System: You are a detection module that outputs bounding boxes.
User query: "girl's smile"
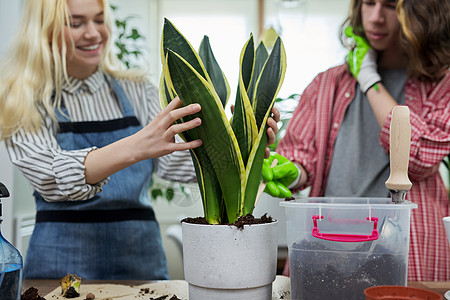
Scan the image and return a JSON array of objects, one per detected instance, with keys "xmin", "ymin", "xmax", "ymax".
[{"xmin": 65, "ymin": 0, "xmax": 108, "ymax": 79}]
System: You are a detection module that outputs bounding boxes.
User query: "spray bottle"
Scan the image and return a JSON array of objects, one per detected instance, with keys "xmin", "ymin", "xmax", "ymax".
[{"xmin": 0, "ymin": 182, "xmax": 23, "ymax": 299}]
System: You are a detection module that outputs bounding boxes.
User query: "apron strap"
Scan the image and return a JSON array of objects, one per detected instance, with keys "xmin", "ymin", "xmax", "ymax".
[
  {"xmin": 104, "ymin": 75, "xmax": 136, "ymax": 117},
  {"xmin": 35, "ymin": 208, "xmax": 156, "ymax": 223}
]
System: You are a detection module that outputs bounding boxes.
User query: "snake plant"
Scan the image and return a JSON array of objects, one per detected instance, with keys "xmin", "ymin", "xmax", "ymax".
[{"xmin": 160, "ymin": 19, "xmax": 286, "ymax": 224}]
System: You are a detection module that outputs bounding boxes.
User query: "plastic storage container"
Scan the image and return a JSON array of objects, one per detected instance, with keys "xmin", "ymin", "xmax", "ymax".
[
  {"xmin": 0, "ymin": 182, "xmax": 23, "ymax": 300},
  {"xmin": 280, "ymin": 197, "xmax": 417, "ymax": 300}
]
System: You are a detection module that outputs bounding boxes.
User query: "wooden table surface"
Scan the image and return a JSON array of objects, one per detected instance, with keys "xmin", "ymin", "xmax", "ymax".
[{"xmin": 22, "ymin": 279, "xmax": 450, "ymax": 298}]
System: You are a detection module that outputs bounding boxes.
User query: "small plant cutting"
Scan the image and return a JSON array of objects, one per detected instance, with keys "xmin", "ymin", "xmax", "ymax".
[{"xmin": 160, "ymin": 19, "xmax": 286, "ymax": 224}]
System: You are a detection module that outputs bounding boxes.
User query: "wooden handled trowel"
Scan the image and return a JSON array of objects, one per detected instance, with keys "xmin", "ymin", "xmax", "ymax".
[{"xmin": 385, "ymin": 106, "xmax": 412, "ymax": 203}]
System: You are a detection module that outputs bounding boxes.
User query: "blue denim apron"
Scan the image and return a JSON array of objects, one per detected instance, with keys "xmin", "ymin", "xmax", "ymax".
[{"xmin": 24, "ymin": 76, "xmax": 169, "ymax": 280}]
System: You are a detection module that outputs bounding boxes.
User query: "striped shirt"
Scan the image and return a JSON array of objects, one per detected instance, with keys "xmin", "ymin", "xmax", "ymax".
[
  {"xmin": 5, "ymin": 70, "xmax": 195, "ymax": 202},
  {"xmin": 277, "ymin": 65, "xmax": 450, "ymax": 281}
]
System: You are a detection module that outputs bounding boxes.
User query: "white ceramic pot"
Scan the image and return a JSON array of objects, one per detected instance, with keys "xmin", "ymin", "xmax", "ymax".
[{"xmin": 182, "ymin": 220, "xmax": 278, "ymax": 300}]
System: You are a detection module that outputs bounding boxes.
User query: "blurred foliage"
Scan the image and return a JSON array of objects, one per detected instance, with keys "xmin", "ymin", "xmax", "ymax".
[
  {"xmin": 149, "ymin": 173, "xmax": 200, "ymax": 205},
  {"xmin": 110, "ymin": 5, "xmax": 146, "ymax": 69},
  {"xmin": 151, "ymin": 187, "xmax": 175, "ymax": 202}
]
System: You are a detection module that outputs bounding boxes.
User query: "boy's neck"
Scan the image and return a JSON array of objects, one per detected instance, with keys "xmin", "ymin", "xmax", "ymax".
[{"xmin": 378, "ymin": 46, "xmax": 408, "ymax": 70}]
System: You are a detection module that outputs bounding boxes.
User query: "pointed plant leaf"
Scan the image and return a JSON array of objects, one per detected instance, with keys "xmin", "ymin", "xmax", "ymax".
[
  {"xmin": 248, "ymin": 42, "xmax": 269, "ymax": 105},
  {"xmin": 165, "ymin": 49, "xmax": 246, "ymax": 223},
  {"xmin": 161, "ymin": 18, "xmax": 209, "ymax": 82},
  {"xmin": 231, "ymin": 35, "xmax": 258, "ymax": 166},
  {"xmin": 162, "ymin": 55, "xmax": 223, "ymax": 224},
  {"xmin": 199, "ymin": 36, "xmax": 230, "ymax": 107},
  {"xmin": 240, "ymin": 34, "xmax": 255, "ymax": 91},
  {"xmin": 254, "ymin": 37, "xmax": 286, "ymax": 129},
  {"xmin": 162, "ymin": 54, "xmax": 223, "ymax": 224},
  {"xmin": 243, "ymin": 98, "xmax": 277, "ymax": 214},
  {"xmin": 242, "ymin": 37, "xmax": 287, "ymax": 215}
]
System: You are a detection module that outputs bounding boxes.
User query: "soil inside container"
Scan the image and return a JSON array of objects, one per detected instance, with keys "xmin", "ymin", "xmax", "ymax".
[
  {"xmin": 182, "ymin": 214, "xmax": 274, "ymax": 229},
  {"xmin": 290, "ymin": 240, "xmax": 406, "ymax": 300}
]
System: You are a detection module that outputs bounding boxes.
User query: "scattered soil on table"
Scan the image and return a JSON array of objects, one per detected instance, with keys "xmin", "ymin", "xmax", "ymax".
[
  {"xmin": 21, "ymin": 287, "xmax": 46, "ymax": 300},
  {"xmin": 84, "ymin": 292, "xmax": 95, "ymax": 299},
  {"xmin": 139, "ymin": 287, "xmax": 182, "ymax": 300},
  {"xmin": 64, "ymin": 286, "xmax": 80, "ymax": 298},
  {"xmin": 182, "ymin": 213, "xmax": 274, "ymax": 230},
  {"xmin": 149, "ymin": 296, "xmax": 181, "ymax": 300}
]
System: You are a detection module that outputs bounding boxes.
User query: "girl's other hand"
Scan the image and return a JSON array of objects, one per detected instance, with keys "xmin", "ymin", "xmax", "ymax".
[{"xmin": 230, "ymin": 105, "xmax": 280, "ymax": 158}]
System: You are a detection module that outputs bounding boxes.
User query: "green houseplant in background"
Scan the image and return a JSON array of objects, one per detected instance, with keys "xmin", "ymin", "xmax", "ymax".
[
  {"xmin": 160, "ymin": 18, "xmax": 286, "ymax": 300},
  {"xmin": 160, "ymin": 19, "xmax": 287, "ymax": 224},
  {"xmin": 110, "ymin": 5, "xmax": 146, "ymax": 69}
]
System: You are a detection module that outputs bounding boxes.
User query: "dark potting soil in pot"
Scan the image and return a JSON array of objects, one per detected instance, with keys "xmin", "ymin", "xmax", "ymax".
[
  {"xmin": 290, "ymin": 240, "xmax": 406, "ymax": 300},
  {"xmin": 182, "ymin": 213, "xmax": 274, "ymax": 230}
]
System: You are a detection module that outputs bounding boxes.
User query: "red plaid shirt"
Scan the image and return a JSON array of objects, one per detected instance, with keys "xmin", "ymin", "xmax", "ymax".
[{"xmin": 277, "ymin": 65, "xmax": 450, "ymax": 281}]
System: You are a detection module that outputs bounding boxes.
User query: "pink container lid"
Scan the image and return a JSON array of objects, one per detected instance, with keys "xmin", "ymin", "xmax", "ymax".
[{"xmin": 365, "ymin": 285, "xmax": 443, "ymax": 300}]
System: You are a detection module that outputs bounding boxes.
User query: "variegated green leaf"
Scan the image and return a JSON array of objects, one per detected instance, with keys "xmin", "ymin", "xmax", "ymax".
[
  {"xmin": 161, "ymin": 18, "xmax": 207, "ymax": 81},
  {"xmin": 243, "ymin": 37, "xmax": 287, "ymax": 213},
  {"xmin": 199, "ymin": 36, "xmax": 230, "ymax": 108},
  {"xmin": 239, "ymin": 34, "xmax": 255, "ymax": 91},
  {"xmin": 158, "ymin": 74, "xmax": 170, "ymax": 109},
  {"xmin": 248, "ymin": 42, "xmax": 269, "ymax": 105},
  {"xmin": 254, "ymin": 37, "xmax": 286, "ymax": 129},
  {"xmin": 189, "ymin": 150, "xmax": 223, "ymax": 224},
  {"xmin": 231, "ymin": 35, "xmax": 258, "ymax": 166},
  {"xmin": 161, "ymin": 56, "xmax": 222, "ymax": 224},
  {"xmin": 243, "ymin": 132, "xmax": 267, "ymax": 215}
]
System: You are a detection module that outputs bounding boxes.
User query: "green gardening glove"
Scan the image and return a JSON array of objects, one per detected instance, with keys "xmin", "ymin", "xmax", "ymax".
[
  {"xmin": 345, "ymin": 26, "xmax": 381, "ymax": 93},
  {"xmin": 262, "ymin": 153, "xmax": 300, "ymax": 198}
]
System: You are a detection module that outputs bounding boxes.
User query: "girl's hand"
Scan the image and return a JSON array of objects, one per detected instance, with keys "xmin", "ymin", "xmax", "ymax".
[
  {"xmin": 132, "ymin": 97, "xmax": 202, "ymax": 160},
  {"xmin": 84, "ymin": 97, "xmax": 202, "ymax": 184}
]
